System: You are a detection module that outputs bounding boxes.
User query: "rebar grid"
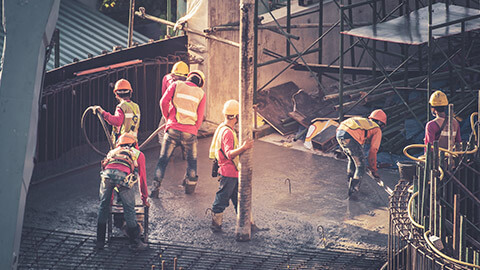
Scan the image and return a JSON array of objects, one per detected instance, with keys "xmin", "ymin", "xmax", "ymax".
[{"xmin": 19, "ymin": 227, "xmax": 386, "ymax": 270}]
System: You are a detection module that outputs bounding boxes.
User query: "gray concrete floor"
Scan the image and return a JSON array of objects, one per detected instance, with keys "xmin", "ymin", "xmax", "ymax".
[{"xmin": 24, "ymin": 134, "xmax": 400, "ymax": 255}]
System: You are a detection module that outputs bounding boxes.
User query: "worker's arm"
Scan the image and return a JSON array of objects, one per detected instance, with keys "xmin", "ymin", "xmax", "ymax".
[
  {"xmin": 367, "ymin": 128, "xmax": 382, "ymax": 177},
  {"xmin": 223, "ymin": 130, "xmax": 254, "ymax": 160},
  {"xmin": 424, "ymin": 121, "xmax": 440, "ymax": 145},
  {"xmin": 101, "ymin": 106, "xmax": 125, "ymax": 127},
  {"xmin": 455, "ymin": 121, "xmax": 462, "ymax": 143},
  {"xmin": 160, "ymin": 83, "xmax": 176, "ymax": 119},
  {"xmin": 195, "ymin": 94, "xmax": 206, "ymax": 130},
  {"xmin": 161, "ymin": 74, "xmax": 170, "ymax": 96},
  {"xmin": 137, "ymin": 152, "xmax": 149, "ymax": 207}
]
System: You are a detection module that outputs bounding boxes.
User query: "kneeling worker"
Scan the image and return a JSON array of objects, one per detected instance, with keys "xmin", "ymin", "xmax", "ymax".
[
  {"xmin": 209, "ymin": 100, "xmax": 254, "ymax": 232},
  {"xmin": 336, "ymin": 109, "xmax": 387, "ymax": 195},
  {"xmin": 96, "ymin": 133, "xmax": 149, "ymax": 251}
]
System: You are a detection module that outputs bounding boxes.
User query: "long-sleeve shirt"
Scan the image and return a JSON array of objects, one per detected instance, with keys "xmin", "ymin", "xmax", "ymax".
[
  {"xmin": 425, "ymin": 118, "xmax": 461, "ymax": 146},
  {"xmin": 160, "ymin": 81, "xmax": 206, "ymax": 135},
  {"xmin": 105, "ymin": 152, "xmax": 148, "ymax": 204},
  {"xmin": 162, "ymin": 73, "xmax": 186, "ymax": 96},
  {"xmin": 102, "ymin": 99, "xmax": 131, "ymax": 128}
]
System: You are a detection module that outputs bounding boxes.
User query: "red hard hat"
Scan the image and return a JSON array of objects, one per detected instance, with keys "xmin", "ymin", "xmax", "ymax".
[{"xmin": 368, "ymin": 109, "xmax": 387, "ymax": 125}]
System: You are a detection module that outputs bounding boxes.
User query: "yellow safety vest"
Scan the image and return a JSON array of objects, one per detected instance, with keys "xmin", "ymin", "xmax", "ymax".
[
  {"xmin": 112, "ymin": 101, "xmax": 140, "ymax": 143},
  {"xmin": 339, "ymin": 117, "xmax": 379, "ymax": 131},
  {"xmin": 103, "ymin": 146, "xmax": 140, "ymax": 173},
  {"xmin": 172, "ymin": 81, "xmax": 205, "ymax": 125},
  {"xmin": 209, "ymin": 124, "xmax": 239, "ymax": 170}
]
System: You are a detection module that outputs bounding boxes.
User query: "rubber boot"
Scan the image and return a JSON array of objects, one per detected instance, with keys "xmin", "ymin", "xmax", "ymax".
[
  {"xmin": 149, "ymin": 180, "xmax": 161, "ymax": 198},
  {"xmin": 184, "ymin": 176, "xmax": 198, "ymax": 194},
  {"xmin": 96, "ymin": 223, "xmax": 106, "ymax": 250},
  {"xmin": 211, "ymin": 212, "xmax": 223, "ymax": 233},
  {"xmin": 126, "ymin": 226, "xmax": 148, "ymax": 251}
]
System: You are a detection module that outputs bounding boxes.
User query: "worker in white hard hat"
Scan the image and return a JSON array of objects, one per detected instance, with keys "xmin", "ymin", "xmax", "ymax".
[
  {"xmin": 425, "ymin": 90, "xmax": 461, "ymax": 149},
  {"xmin": 208, "ymin": 100, "xmax": 254, "ymax": 232},
  {"xmin": 150, "ymin": 70, "xmax": 206, "ymax": 197},
  {"xmin": 158, "ymin": 61, "xmax": 189, "ymax": 144}
]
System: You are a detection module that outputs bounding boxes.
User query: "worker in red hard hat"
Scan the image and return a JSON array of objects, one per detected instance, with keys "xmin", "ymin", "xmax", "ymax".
[
  {"xmin": 95, "ymin": 78, "xmax": 141, "ymax": 145},
  {"xmin": 96, "ymin": 133, "xmax": 149, "ymax": 251},
  {"xmin": 150, "ymin": 70, "xmax": 206, "ymax": 198},
  {"xmin": 158, "ymin": 61, "xmax": 189, "ymax": 144},
  {"xmin": 208, "ymin": 100, "xmax": 254, "ymax": 232},
  {"xmin": 336, "ymin": 109, "xmax": 387, "ymax": 195}
]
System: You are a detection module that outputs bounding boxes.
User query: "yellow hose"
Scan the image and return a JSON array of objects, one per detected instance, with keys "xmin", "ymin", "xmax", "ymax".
[
  {"xmin": 471, "ymin": 112, "xmax": 478, "ymax": 142},
  {"xmin": 424, "ymin": 230, "xmax": 480, "ymax": 269},
  {"xmin": 407, "ymin": 191, "xmax": 424, "ymax": 229}
]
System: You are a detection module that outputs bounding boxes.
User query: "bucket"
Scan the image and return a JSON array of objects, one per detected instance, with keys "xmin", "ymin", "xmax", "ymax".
[{"xmin": 397, "ymin": 161, "xmax": 417, "ymax": 183}]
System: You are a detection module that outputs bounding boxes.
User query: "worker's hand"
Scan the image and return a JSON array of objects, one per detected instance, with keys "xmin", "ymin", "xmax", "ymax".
[
  {"xmin": 241, "ymin": 139, "xmax": 254, "ymax": 151},
  {"xmin": 92, "ymin": 106, "xmax": 104, "ymax": 115},
  {"xmin": 143, "ymin": 198, "xmax": 150, "ymax": 208}
]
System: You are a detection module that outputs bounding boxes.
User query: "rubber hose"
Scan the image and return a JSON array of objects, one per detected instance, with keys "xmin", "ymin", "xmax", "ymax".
[{"xmin": 81, "ymin": 106, "xmax": 114, "ymax": 156}]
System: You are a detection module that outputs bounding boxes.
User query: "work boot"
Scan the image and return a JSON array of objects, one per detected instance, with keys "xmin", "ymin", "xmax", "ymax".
[
  {"xmin": 184, "ymin": 176, "xmax": 198, "ymax": 194},
  {"xmin": 95, "ymin": 223, "xmax": 107, "ymax": 250},
  {"xmin": 211, "ymin": 212, "xmax": 223, "ymax": 233},
  {"xmin": 149, "ymin": 180, "xmax": 161, "ymax": 198},
  {"xmin": 126, "ymin": 226, "xmax": 148, "ymax": 251}
]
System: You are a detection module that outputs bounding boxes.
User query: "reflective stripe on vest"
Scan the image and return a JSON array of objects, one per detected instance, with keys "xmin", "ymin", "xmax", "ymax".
[
  {"xmin": 117, "ymin": 101, "xmax": 141, "ymax": 137},
  {"xmin": 434, "ymin": 117, "xmax": 459, "ymax": 149},
  {"xmin": 339, "ymin": 117, "xmax": 379, "ymax": 131},
  {"xmin": 104, "ymin": 146, "xmax": 140, "ymax": 173},
  {"xmin": 172, "ymin": 81, "xmax": 205, "ymax": 125}
]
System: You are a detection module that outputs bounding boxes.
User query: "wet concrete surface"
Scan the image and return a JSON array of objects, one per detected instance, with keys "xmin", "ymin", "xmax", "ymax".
[{"xmin": 24, "ymin": 134, "xmax": 400, "ymax": 257}]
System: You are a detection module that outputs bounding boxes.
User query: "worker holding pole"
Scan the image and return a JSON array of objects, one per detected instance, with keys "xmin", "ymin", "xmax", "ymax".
[
  {"xmin": 150, "ymin": 70, "xmax": 206, "ymax": 197},
  {"xmin": 94, "ymin": 79, "xmax": 141, "ymax": 145},
  {"xmin": 425, "ymin": 90, "xmax": 461, "ymax": 149},
  {"xmin": 209, "ymin": 100, "xmax": 254, "ymax": 232},
  {"xmin": 336, "ymin": 109, "xmax": 387, "ymax": 195},
  {"xmin": 158, "ymin": 61, "xmax": 189, "ymax": 144}
]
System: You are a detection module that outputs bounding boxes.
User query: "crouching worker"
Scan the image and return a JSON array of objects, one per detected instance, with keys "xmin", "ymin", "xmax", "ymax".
[
  {"xmin": 336, "ymin": 109, "xmax": 387, "ymax": 195},
  {"xmin": 208, "ymin": 100, "xmax": 254, "ymax": 232},
  {"xmin": 96, "ymin": 133, "xmax": 149, "ymax": 251}
]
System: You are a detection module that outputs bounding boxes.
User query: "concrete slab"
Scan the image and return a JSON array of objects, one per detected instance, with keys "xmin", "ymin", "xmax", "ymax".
[{"xmin": 23, "ymin": 134, "xmax": 400, "ymax": 256}]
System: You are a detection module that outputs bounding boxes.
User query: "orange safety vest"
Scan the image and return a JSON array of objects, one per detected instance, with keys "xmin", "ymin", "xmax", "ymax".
[{"xmin": 172, "ymin": 81, "xmax": 205, "ymax": 125}]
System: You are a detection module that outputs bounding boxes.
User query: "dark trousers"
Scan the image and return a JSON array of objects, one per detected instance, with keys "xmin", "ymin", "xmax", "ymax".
[{"xmin": 212, "ymin": 175, "xmax": 238, "ymax": 214}]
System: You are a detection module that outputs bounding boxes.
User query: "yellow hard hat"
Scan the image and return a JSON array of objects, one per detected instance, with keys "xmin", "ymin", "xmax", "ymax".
[
  {"xmin": 187, "ymin": 70, "xmax": 205, "ymax": 87},
  {"xmin": 171, "ymin": 61, "xmax": 189, "ymax": 76},
  {"xmin": 429, "ymin": 90, "xmax": 448, "ymax": 107},
  {"xmin": 222, "ymin": 100, "xmax": 239, "ymax": 116},
  {"xmin": 113, "ymin": 79, "xmax": 132, "ymax": 93}
]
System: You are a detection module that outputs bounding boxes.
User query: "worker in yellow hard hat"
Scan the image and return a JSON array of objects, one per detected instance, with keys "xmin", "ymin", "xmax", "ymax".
[
  {"xmin": 95, "ymin": 78, "xmax": 141, "ymax": 145},
  {"xmin": 208, "ymin": 100, "xmax": 254, "ymax": 232},
  {"xmin": 158, "ymin": 61, "xmax": 189, "ymax": 144},
  {"xmin": 425, "ymin": 90, "xmax": 461, "ymax": 149},
  {"xmin": 150, "ymin": 69, "xmax": 206, "ymax": 197},
  {"xmin": 336, "ymin": 109, "xmax": 387, "ymax": 196}
]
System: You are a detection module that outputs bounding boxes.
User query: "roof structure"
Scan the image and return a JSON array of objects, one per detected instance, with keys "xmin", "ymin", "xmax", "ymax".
[
  {"xmin": 342, "ymin": 3, "xmax": 480, "ymax": 45},
  {"xmin": 0, "ymin": 0, "xmax": 150, "ymax": 70}
]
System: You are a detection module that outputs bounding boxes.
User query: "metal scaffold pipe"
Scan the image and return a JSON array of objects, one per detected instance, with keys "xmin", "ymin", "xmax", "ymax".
[{"xmin": 236, "ymin": 0, "xmax": 255, "ymax": 242}]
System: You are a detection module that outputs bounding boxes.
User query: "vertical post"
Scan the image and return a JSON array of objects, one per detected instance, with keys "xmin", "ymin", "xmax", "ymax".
[
  {"xmin": 339, "ymin": 0, "xmax": 344, "ymax": 122},
  {"xmin": 236, "ymin": 0, "xmax": 255, "ymax": 242},
  {"xmin": 448, "ymin": 104, "xmax": 453, "ymax": 168},
  {"xmin": 459, "ymin": 215, "xmax": 465, "ymax": 260},
  {"xmin": 427, "ymin": 0, "xmax": 433, "ymax": 122},
  {"xmin": 54, "ymin": 28, "xmax": 60, "ymax": 68},
  {"xmin": 348, "ymin": 0, "xmax": 356, "ymax": 82},
  {"xmin": 318, "ymin": 0, "xmax": 323, "ymax": 84},
  {"xmin": 128, "ymin": 0, "xmax": 135, "ymax": 47},
  {"xmin": 253, "ymin": 0, "xmax": 258, "ymax": 104},
  {"xmin": 286, "ymin": 0, "xmax": 291, "ymax": 56},
  {"xmin": 453, "ymin": 194, "xmax": 460, "ymax": 258},
  {"xmin": 432, "ymin": 141, "xmax": 439, "ymax": 236},
  {"xmin": 167, "ymin": 0, "xmax": 172, "ymax": 36}
]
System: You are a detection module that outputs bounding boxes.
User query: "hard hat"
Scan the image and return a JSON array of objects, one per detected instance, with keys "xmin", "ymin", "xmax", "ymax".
[
  {"xmin": 113, "ymin": 79, "xmax": 132, "ymax": 94},
  {"xmin": 368, "ymin": 109, "xmax": 387, "ymax": 125},
  {"xmin": 187, "ymin": 70, "xmax": 205, "ymax": 87},
  {"xmin": 429, "ymin": 90, "xmax": 448, "ymax": 107},
  {"xmin": 171, "ymin": 61, "xmax": 189, "ymax": 76},
  {"xmin": 222, "ymin": 100, "xmax": 239, "ymax": 116},
  {"xmin": 116, "ymin": 133, "xmax": 136, "ymax": 147}
]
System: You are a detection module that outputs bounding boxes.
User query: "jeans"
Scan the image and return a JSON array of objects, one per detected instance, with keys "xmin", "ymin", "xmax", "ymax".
[
  {"xmin": 154, "ymin": 129, "xmax": 198, "ymax": 186},
  {"xmin": 336, "ymin": 131, "xmax": 365, "ymax": 180},
  {"xmin": 97, "ymin": 171, "xmax": 137, "ymax": 230},
  {"xmin": 212, "ymin": 175, "xmax": 238, "ymax": 214}
]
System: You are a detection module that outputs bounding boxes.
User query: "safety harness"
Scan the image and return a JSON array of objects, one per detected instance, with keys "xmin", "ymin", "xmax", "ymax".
[
  {"xmin": 101, "ymin": 146, "xmax": 140, "ymax": 188},
  {"xmin": 112, "ymin": 100, "xmax": 140, "ymax": 143}
]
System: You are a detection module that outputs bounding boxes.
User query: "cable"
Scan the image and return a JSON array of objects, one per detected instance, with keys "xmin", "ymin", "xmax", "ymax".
[{"xmin": 81, "ymin": 106, "xmax": 113, "ymax": 156}]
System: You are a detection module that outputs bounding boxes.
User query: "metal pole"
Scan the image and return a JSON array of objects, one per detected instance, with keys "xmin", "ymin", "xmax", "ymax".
[
  {"xmin": 54, "ymin": 28, "xmax": 60, "ymax": 68},
  {"xmin": 167, "ymin": 0, "xmax": 172, "ymax": 36},
  {"xmin": 318, "ymin": 0, "xmax": 323, "ymax": 84},
  {"xmin": 448, "ymin": 104, "xmax": 453, "ymax": 168},
  {"xmin": 236, "ymin": 0, "xmax": 255, "ymax": 242},
  {"xmin": 253, "ymin": 0, "xmax": 258, "ymax": 104},
  {"xmin": 427, "ymin": 0, "xmax": 433, "ymax": 122},
  {"xmin": 286, "ymin": 0, "xmax": 291, "ymax": 57},
  {"xmin": 128, "ymin": 0, "xmax": 135, "ymax": 47},
  {"xmin": 339, "ymin": 0, "xmax": 344, "ymax": 122}
]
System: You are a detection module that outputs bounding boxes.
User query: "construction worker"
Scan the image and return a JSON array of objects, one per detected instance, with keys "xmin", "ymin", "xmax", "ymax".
[
  {"xmin": 150, "ymin": 70, "xmax": 206, "ymax": 197},
  {"xmin": 209, "ymin": 100, "xmax": 254, "ymax": 232},
  {"xmin": 336, "ymin": 109, "xmax": 387, "ymax": 194},
  {"xmin": 158, "ymin": 61, "xmax": 189, "ymax": 143},
  {"xmin": 95, "ymin": 79, "xmax": 141, "ymax": 144},
  {"xmin": 96, "ymin": 133, "xmax": 149, "ymax": 251},
  {"xmin": 425, "ymin": 90, "xmax": 461, "ymax": 149}
]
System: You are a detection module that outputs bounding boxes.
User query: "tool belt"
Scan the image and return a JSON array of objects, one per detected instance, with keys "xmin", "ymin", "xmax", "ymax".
[{"xmin": 100, "ymin": 169, "xmax": 138, "ymax": 189}]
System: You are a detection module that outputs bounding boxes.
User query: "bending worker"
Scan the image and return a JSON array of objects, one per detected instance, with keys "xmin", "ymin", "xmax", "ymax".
[
  {"xmin": 96, "ymin": 133, "xmax": 149, "ymax": 251},
  {"xmin": 425, "ymin": 90, "xmax": 461, "ymax": 148},
  {"xmin": 209, "ymin": 100, "xmax": 254, "ymax": 232},
  {"xmin": 158, "ymin": 61, "xmax": 189, "ymax": 143},
  {"xmin": 95, "ymin": 79, "xmax": 141, "ymax": 144},
  {"xmin": 150, "ymin": 70, "xmax": 206, "ymax": 197},
  {"xmin": 336, "ymin": 109, "xmax": 387, "ymax": 193}
]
